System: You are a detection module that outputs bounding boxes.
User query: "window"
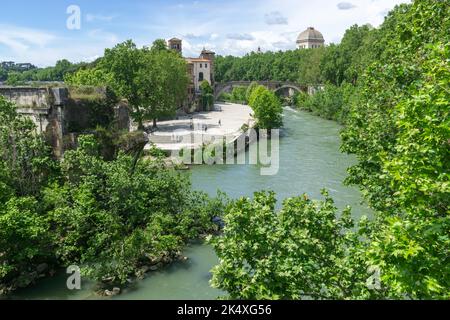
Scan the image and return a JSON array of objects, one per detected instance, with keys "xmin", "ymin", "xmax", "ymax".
[
  {"xmin": 199, "ymin": 72, "xmax": 204, "ymax": 82},
  {"xmin": 200, "ymin": 64, "xmax": 203, "ymax": 68},
  {"xmin": 205, "ymin": 64, "xmax": 208, "ymax": 68}
]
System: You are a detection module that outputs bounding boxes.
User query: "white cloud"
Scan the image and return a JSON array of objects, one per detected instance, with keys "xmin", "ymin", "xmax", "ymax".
[
  {"xmin": 86, "ymin": 14, "xmax": 116, "ymax": 22},
  {"xmin": 226, "ymin": 33, "xmax": 255, "ymax": 41},
  {"xmin": 0, "ymin": 25, "xmax": 55, "ymax": 52},
  {"xmin": 173, "ymin": 0, "xmax": 410, "ymax": 57},
  {"xmin": 88, "ymin": 29, "xmax": 119, "ymax": 44},
  {"xmin": 0, "ymin": 0, "xmax": 412, "ymax": 65},
  {"xmin": 337, "ymin": 2, "xmax": 357, "ymax": 10}
]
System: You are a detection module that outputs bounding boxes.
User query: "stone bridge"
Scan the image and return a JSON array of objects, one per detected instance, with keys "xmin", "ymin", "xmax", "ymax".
[{"xmin": 214, "ymin": 81, "xmax": 308, "ymax": 100}]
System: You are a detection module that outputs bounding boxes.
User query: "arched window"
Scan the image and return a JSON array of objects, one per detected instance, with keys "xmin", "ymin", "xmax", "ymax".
[{"xmin": 199, "ymin": 72, "xmax": 204, "ymax": 82}]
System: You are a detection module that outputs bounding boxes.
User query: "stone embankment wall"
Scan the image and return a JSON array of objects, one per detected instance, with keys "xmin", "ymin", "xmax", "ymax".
[{"xmin": 0, "ymin": 86, "xmax": 130, "ymax": 157}]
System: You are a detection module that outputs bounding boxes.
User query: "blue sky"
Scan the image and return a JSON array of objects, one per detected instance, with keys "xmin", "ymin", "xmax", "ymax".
[{"xmin": 0, "ymin": 0, "xmax": 409, "ymax": 66}]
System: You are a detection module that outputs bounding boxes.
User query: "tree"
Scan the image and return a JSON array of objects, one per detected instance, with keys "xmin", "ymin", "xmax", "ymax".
[
  {"xmin": 144, "ymin": 44, "xmax": 189, "ymax": 128},
  {"xmin": 0, "ymin": 68, "xmax": 7, "ymax": 81},
  {"xmin": 0, "ymin": 96, "xmax": 56, "ymax": 197},
  {"xmin": 0, "ymin": 97, "xmax": 56, "ymax": 289},
  {"xmin": 230, "ymin": 86, "xmax": 247, "ymax": 103},
  {"xmin": 152, "ymin": 39, "xmax": 168, "ymax": 52},
  {"xmin": 210, "ymin": 191, "xmax": 373, "ymax": 300},
  {"xmin": 0, "ymin": 197, "xmax": 51, "ymax": 286},
  {"xmin": 248, "ymin": 86, "xmax": 283, "ymax": 129},
  {"xmin": 5, "ymin": 72, "xmax": 24, "ymax": 86},
  {"xmin": 340, "ymin": 0, "xmax": 450, "ymax": 299},
  {"xmin": 44, "ymin": 134, "xmax": 224, "ymax": 284},
  {"xmin": 99, "ymin": 40, "xmax": 189, "ymax": 129},
  {"xmin": 320, "ymin": 24, "xmax": 373, "ymax": 86},
  {"xmin": 99, "ymin": 40, "xmax": 148, "ymax": 130},
  {"xmin": 245, "ymin": 81, "xmax": 259, "ymax": 102},
  {"xmin": 64, "ymin": 67, "xmax": 112, "ymax": 86},
  {"xmin": 200, "ymin": 80, "xmax": 214, "ymax": 111}
]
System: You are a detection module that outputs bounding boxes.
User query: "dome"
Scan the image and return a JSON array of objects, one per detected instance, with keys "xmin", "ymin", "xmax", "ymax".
[{"xmin": 297, "ymin": 27, "xmax": 324, "ymax": 43}]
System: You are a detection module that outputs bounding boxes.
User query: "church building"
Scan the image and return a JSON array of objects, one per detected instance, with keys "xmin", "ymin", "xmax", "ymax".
[
  {"xmin": 296, "ymin": 27, "xmax": 325, "ymax": 49},
  {"xmin": 168, "ymin": 38, "xmax": 215, "ymax": 112}
]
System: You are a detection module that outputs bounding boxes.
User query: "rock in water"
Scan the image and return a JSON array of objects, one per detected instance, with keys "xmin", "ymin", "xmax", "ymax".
[
  {"xmin": 36, "ymin": 263, "xmax": 49, "ymax": 274},
  {"xmin": 112, "ymin": 287, "xmax": 121, "ymax": 296}
]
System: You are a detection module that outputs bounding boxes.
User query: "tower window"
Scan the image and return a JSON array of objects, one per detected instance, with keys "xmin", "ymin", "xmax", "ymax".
[{"xmin": 199, "ymin": 72, "xmax": 204, "ymax": 82}]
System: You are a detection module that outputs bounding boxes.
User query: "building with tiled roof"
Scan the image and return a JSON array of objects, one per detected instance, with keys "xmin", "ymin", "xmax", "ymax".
[{"xmin": 167, "ymin": 38, "xmax": 216, "ymax": 112}]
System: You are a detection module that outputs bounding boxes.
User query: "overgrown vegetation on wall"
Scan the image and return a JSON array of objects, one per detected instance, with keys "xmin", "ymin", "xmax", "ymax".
[{"xmin": 0, "ymin": 96, "xmax": 225, "ymax": 294}]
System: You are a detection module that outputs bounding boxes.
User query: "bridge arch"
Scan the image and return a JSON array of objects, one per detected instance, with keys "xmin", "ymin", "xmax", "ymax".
[
  {"xmin": 214, "ymin": 81, "xmax": 306, "ymax": 100},
  {"xmin": 273, "ymin": 85, "xmax": 303, "ymax": 95}
]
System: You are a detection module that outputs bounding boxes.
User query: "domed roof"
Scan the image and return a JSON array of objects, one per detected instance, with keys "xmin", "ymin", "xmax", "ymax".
[{"xmin": 297, "ymin": 27, "xmax": 324, "ymax": 43}]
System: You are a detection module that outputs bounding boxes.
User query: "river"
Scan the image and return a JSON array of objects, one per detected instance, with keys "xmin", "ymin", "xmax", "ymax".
[{"xmin": 11, "ymin": 107, "xmax": 370, "ymax": 300}]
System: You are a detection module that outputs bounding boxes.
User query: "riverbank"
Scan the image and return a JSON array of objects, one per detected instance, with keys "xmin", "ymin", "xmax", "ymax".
[
  {"xmin": 12, "ymin": 108, "xmax": 372, "ymax": 300},
  {"xmin": 145, "ymin": 102, "xmax": 254, "ymax": 153}
]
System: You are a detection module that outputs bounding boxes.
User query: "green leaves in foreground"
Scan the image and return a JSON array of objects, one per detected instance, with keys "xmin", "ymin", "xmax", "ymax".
[{"xmin": 210, "ymin": 191, "xmax": 377, "ymax": 300}]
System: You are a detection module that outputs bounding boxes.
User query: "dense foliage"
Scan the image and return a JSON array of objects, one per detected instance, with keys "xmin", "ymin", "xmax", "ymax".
[
  {"xmin": 340, "ymin": 0, "xmax": 449, "ymax": 299},
  {"xmin": 248, "ymin": 86, "xmax": 283, "ymax": 130},
  {"xmin": 67, "ymin": 40, "xmax": 189, "ymax": 129},
  {"xmin": 211, "ymin": 191, "xmax": 374, "ymax": 299},
  {"xmin": 0, "ymin": 0, "xmax": 448, "ymax": 300},
  {"xmin": 211, "ymin": 0, "xmax": 449, "ymax": 300},
  {"xmin": 0, "ymin": 97, "xmax": 224, "ymax": 293},
  {"xmin": 294, "ymin": 84, "xmax": 358, "ymax": 124},
  {"xmin": 215, "ymin": 49, "xmax": 325, "ymax": 85},
  {"xmin": 200, "ymin": 80, "xmax": 214, "ymax": 111},
  {"xmin": 2, "ymin": 59, "xmax": 89, "ymax": 85}
]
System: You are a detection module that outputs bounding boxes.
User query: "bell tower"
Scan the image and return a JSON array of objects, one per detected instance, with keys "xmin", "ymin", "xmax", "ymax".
[
  {"xmin": 168, "ymin": 38, "xmax": 182, "ymax": 54},
  {"xmin": 200, "ymin": 48, "xmax": 216, "ymax": 86}
]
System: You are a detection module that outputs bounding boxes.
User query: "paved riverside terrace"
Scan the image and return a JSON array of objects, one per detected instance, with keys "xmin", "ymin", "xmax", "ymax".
[{"xmin": 144, "ymin": 102, "xmax": 254, "ymax": 152}]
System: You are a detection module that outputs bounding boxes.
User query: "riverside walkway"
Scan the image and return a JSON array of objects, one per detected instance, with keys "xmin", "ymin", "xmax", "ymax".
[{"xmin": 144, "ymin": 102, "xmax": 254, "ymax": 152}]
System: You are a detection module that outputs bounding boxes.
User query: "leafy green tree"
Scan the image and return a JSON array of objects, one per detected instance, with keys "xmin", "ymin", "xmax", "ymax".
[
  {"xmin": 0, "ymin": 97, "xmax": 56, "ymax": 197},
  {"xmin": 0, "ymin": 97, "xmax": 56, "ymax": 289},
  {"xmin": 152, "ymin": 39, "xmax": 168, "ymax": 52},
  {"xmin": 0, "ymin": 197, "xmax": 51, "ymax": 286},
  {"xmin": 43, "ymin": 134, "xmax": 225, "ymax": 284},
  {"xmin": 248, "ymin": 86, "xmax": 283, "ymax": 129},
  {"xmin": 341, "ymin": 0, "xmax": 450, "ymax": 299},
  {"xmin": 320, "ymin": 24, "xmax": 373, "ymax": 86},
  {"xmin": 100, "ymin": 40, "xmax": 189, "ymax": 129},
  {"xmin": 295, "ymin": 83, "xmax": 357, "ymax": 123},
  {"xmin": 245, "ymin": 81, "xmax": 259, "ymax": 102},
  {"xmin": 143, "ymin": 44, "xmax": 189, "ymax": 127},
  {"xmin": 200, "ymin": 80, "xmax": 214, "ymax": 111},
  {"xmin": 230, "ymin": 86, "xmax": 247, "ymax": 103},
  {"xmin": 5, "ymin": 72, "xmax": 25, "ymax": 86},
  {"xmin": 64, "ymin": 67, "xmax": 112, "ymax": 86},
  {"xmin": 0, "ymin": 68, "xmax": 7, "ymax": 81},
  {"xmin": 99, "ymin": 40, "xmax": 149, "ymax": 129},
  {"xmin": 210, "ymin": 191, "xmax": 373, "ymax": 300}
]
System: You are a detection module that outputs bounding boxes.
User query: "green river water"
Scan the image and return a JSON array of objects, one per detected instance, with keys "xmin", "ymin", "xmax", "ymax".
[{"xmin": 11, "ymin": 107, "xmax": 370, "ymax": 300}]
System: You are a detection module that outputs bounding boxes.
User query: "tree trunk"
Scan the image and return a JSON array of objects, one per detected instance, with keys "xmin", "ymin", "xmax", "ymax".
[
  {"xmin": 137, "ymin": 120, "xmax": 144, "ymax": 131},
  {"xmin": 153, "ymin": 118, "xmax": 158, "ymax": 129}
]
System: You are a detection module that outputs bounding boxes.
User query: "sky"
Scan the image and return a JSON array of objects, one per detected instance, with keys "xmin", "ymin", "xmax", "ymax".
[{"xmin": 0, "ymin": 0, "xmax": 410, "ymax": 67}]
